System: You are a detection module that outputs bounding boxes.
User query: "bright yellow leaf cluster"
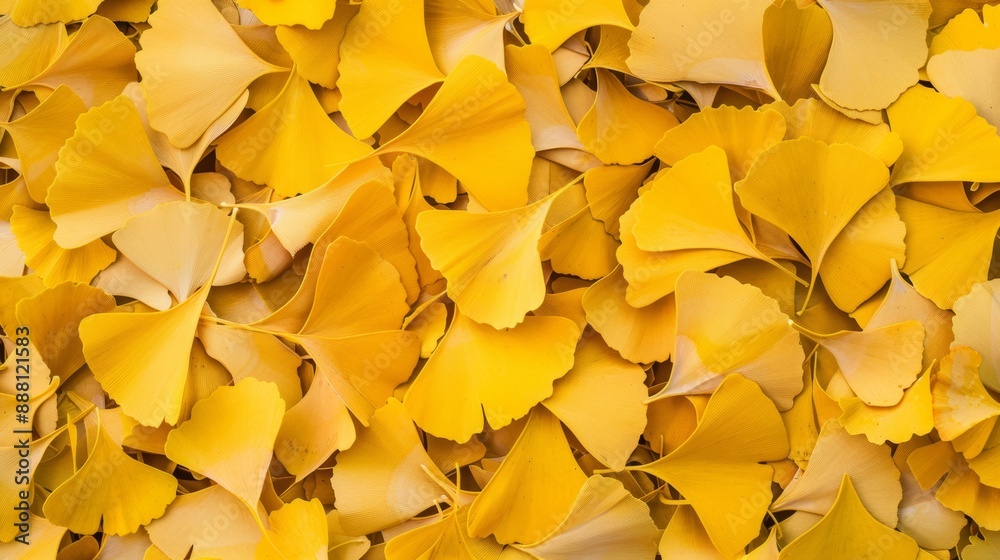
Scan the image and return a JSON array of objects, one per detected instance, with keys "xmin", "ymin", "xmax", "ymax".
[{"xmin": 1, "ymin": 1, "xmax": 999, "ymax": 559}]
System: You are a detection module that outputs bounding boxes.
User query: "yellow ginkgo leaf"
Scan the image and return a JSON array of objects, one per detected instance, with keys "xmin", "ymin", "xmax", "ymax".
[
  {"xmin": 385, "ymin": 505, "xmax": 502, "ymax": 560},
  {"xmin": 654, "ymin": 104, "xmax": 786, "ymax": 181},
  {"xmin": 135, "ymin": 0, "xmax": 286, "ymax": 148},
  {"xmin": 46, "ymin": 94, "xmax": 184, "ymax": 248},
  {"xmin": 405, "ymin": 310, "xmax": 578, "ymax": 443},
  {"xmin": 8, "ymin": 16, "xmax": 136, "ymax": 108},
  {"xmin": 887, "ymin": 85, "xmax": 1000, "ymax": 185},
  {"xmin": 862, "ymin": 260, "xmax": 954, "ymax": 369},
  {"xmin": 743, "ymin": 528, "xmax": 780, "ymax": 560},
  {"xmin": 766, "ymin": 98, "xmax": 903, "ymax": 166},
  {"xmin": 896, "ymin": 195, "xmax": 1000, "ymax": 309},
  {"xmin": 240, "ymin": 0, "xmax": 335, "ymax": 29},
  {"xmin": 582, "ymin": 266, "xmax": 676, "ymax": 364},
  {"xmin": 762, "ymin": 0, "xmax": 832, "ymax": 104},
  {"xmin": 539, "ymin": 203, "xmax": 618, "ymax": 280},
  {"xmin": 336, "ymin": 0, "xmax": 445, "ymax": 139},
  {"xmin": 10, "ymin": 206, "xmax": 116, "ymax": 288},
  {"xmin": 965, "ymin": 530, "xmax": 1000, "ymax": 560},
  {"xmin": 584, "ymin": 161, "xmax": 654, "ymax": 238},
  {"xmin": 513, "ymin": 475, "xmax": 659, "ymax": 560},
  {"xmin": 772, "ymin": 420, "xmax": 902, "ymax": 526},
  {"xmin": 43, "ymin": 411, "xmax": 177, "ymax": 535},
  {"xmin": 840, "ymin": 371, "xmax": 934, "ymax": 445},
  {"xmin": 929, "ymin": 4, "xmax": 1000, "ymax": 56},
  {"xmin": 658, "ymin": 503, "xmax": 727, "ymax": 560},
  {"xmin": 795, "ymin": 321, "xmax": 924, "ymax": 407},
  {"xmin": 627, "ymin": 0, "xmax": 777, "ymax": 97},
  {"xmin": 0, "ymin": 428, "xmax": 61, "ymax": 541},
  {"xmin": 522, "ymin": 0, "xmax": 633, "ymax": 51},
  {"xmin": 0, "ymin": 514, "xmax": 66, "ymax": 559},
  {"xmin": 577, "ymin": 69, "xmax": 678, "ymax": 165},
  {"xmin": 426, "ymin": 0, "xmax": 517, "ymax": 74},
  {"xmin": 628, "ymin": 375, "xmax": 789, "ymax": 558},
  {"xmin": 5, "ymin": 0, "xmax": 101, "ymax": 25},
  {"xmin": 778, "ymin": 475, "xmax": 918, "ymax": 559},
  {"xmin": 393, "ymin": 155, "xmax": 444, "ymax": 288},
  {"xmin": 93, "ymin": 256, "xmax": 171, "ymax": 311},
  {"xmin": 146, "ymin": 484, "xmax": 265, "ymax": 560},
  {"xmin": 277, "ymin": 11, "xmax": 355, "ymax": 90},
  {"xmin": 932, "ymin": 346, "xmax": 1000, "ymax": 459},
  {"xmin": 650, "ymin": 271, "xmax": 804, "ymax": 410},
  {"xmin": 14, "ymin": 282, "xmax": 115, "ymax": 379},
  {"xmin": 122, "ymin": 82, "xmax": 247, "ymax": 195},
  {"xmin": 113, "ymin": 201, "xmax": 245, "ymax": 302},
  {"xmin": 0, "ymin": 85, "xmax": 85, "ymax": 204},
  {"xmin": 0, "ymin": 19, "xmax": 65, "ymax": 88},
  {"xmin": 331, "ymin": 398, "xmax": 453, "ymax": 536},
  {"xmin": 255, "ymin": 499, "xmax": 329, "ymax": 559},
  {"xmin": 164, "ymin": 379, "xmax": 284, "ymax": 517},
  {"xmin": 953, "ymin": 280, "xmax": 1000, "ymax": 392},
  {"xmin": 505, "ymin": 44, "xmax": 588, "ymax": 156},
  {"xmin": 374, "ymin": 55, "xmax": 534, "ymax": 212},
  {"xmin": 81, "ymin": 208, "xmax": 238, "ymax": 426},
  {"xmin": 735, "ymin": 138, "xmax": 901, "ymax": 313},
  {"xmin": 893, "ymin": 437, "xmax": 967, "ymax": 551},
  {"xmin": 927, "ymin": 48, "xmax": 1000, "ymax": 130},
  {"xmin": 416, "ymin": 190, "xmax": 561, "ymax": 329},
  {"xmin": 275, "ymin": 371, "xmax": 355, "ymax": 482},
  {"xmin": 216, "ymin": 70, "xmax": 373, "ymax": 197},
  {"xmin": 815, "ymin": 0, "xmax": 930, "ymax": 110},
  {"xmin": 541, "ymin": 336, "xmax": 646, "ymax": 471},
  {"xmin": 468, "ymin": 407, "xmax": 588, "ymax": 545}
]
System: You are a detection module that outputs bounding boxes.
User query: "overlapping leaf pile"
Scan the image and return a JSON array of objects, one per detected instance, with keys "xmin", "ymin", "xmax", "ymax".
[{"xmin": 2, "ymin": 0, "xmax": 1000, "ymax": 558}]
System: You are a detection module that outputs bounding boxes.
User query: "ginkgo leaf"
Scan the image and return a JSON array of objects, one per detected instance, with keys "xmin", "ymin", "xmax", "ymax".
[
  {"xmin": 14, "ymin": 282, "xmax": 115, "ymax": 379},
  {"xmin": 135, "ymin": 0, "xmax": 286, "ymax": 148},
  {"xmin": 778, "ymin": 475, "xmax": 918, "ymax": 559},
  {"xmin": 122, "ymin": 82, "xmax": 247, "ymax": 195},
  {"xmin": 628, "ymin": 375, "xmax": 789, "ymax": 557},
  {"xmin": 275, "ymin": 371, "xmax": 355, "ymax": 482},
  {"xmin": 815, "ymin": 0, "xmax": 930, "ymax": 111},
  {"xmin": 374, "ymin": 55, "xmax": 534, "ymax": 212},
  {"xmin": 0, "ymin": 19, "xmax": 65, "ymax": 87},
  {"xmin": 584, "ymin": 161, "xmax": 653, "ymax": 238},
  {"xmin": 650, "ymin": 271, "xmax": 804, "ymax": 410},
  {"xmin": 146, "ymin": 484, "xmax": 265, "ymax": 560},
  {"xmin": 336, "ymin": 0, "xmax": 445, "ymax": 139},
  {"xmin": 426, "ymin": 0, "xmax": 517, "ymax": 74},
  {"xmin": 735, "ymin": 138, "xmax": 900, "ymax": 313},
  {"xmin": 541, "ymin": 336, "xmax": 646, "ymax": 470},
  {"xmin": 81, "ymin": 207, "xmax": 239, "ymax": 426},
  {"xmin": 887, "ymin": 85, "xmax": 1000, "ymax": 185},
  {"xmin": 112, "ymin": 201, "xmax": 245, "ymax": 302},
  {"xmin": 405, "ymin": 310, "xmax": 579, "ymax": 443},
  {"xmin": 929, "ymin": 4, "xmax": 1000, "ymax": 56},
  {"xmin": 10, "ymin": 206, "xmax": 116, "ymax": 288},
  {"xmin": 577, "ymin": 69, "xmax": 678, "ymax": 165},
  {"xmin": 468, "ymin": 407, "xmax": 588, "ymax": 545},
  {"xmin": 965, "ymin": 530, "xmax": 1000, "ymax": 560},
  {"xmin": 658, "ymin": 504, "xmax": 728, "ymax": 560},
  {"xmin": 655, "ymin": 104, "xmax": 787, "ymax": 181},
  {"xmin": 216, "ymin": 70, "xmax": 373, "ymax": 197},
  {"xmin": 43, "ymin": 411, "xmax": 177, "ymax": 535},
  {"xmin": 164, "ymin": 378, "xmax": 284, "ymax": 517},
  {"xmin": 840, "ymin": 371, "xmax": 933, "ymax": 445},
  {"xmin": 6, "ymin": 0, "xmax": 101, "ymax": 25},
  {"xmin": 582, "ymin": 265, "xmax": 676, "ymax": 364},
  {"xmin": 893, "ymin": 438, "xmax": 967, "ymax": 551},
  {"xmin": 0, "ymin": 428, "xmax": 61, "ymax": 541},
  {"xmin": 795, "ymin": 321, "xmax": 924, "ymax": 407},
  {"xmin": 766, "ymin": 97, "xmax": 903, "ymax": 166},
  {"xmin": 927, "ymin": 48, "xmax": 1000, "ymax": 130},
  {"xmin": 506, "ymin": 44, "xmax": 588, "ymax": 155},
  {"xmin": 953, "ymin": 280, "xmax": 1000, "ymax": 392},
  {"xmin": 331, "ymin": 398, "xmax": 453, "ymax": 536},
  {"xmin": 240, "ymin": 0, "xmax": 335, "ymax": 29},
  {"xmin": 255, "ymin": 499, "xmax": 329, "ymax": 559},
  {"xmin": 522, "ymin": 0, "xmax": 633, "ymax": 51},
  {"xmin": 932, "ymin": 346, "xmax": 1000, "ymax": 459},
  {"xmin": 0, "ymin": 85, "xmax": 85, "ymax": 204},
  {"xmin": 46, "ymin": 94, "xmax": 184, "ymax": 248},
  {"xmin": 417, "ymin": 190, "xmax": 561, "ymax": 329},
  {"xmin": 8, "ymin": 16, "xmax": 136, "ymax": 108},
  {"xmin": 628, "ymin": 0, "xmax": 777, "ymax": 97},
  {"xmin": 772, "ymin": 420, "xmax": 902, "ymax": 526},
  {"xmin": 275, "ymin": 3, "xmax": 357, "ymax": 89},
  {"xmin": 539, "ymin": 203, "xmax": 618, "ymax": 280},
  {"xmin": 0, "ymin": 514, "xmax": 66, "ymax": 558},
  {"xmin": 385, "ymin": 506, "xmax": 503, "ymax": 560},
  {"xmin": 762, "ymin": 0, "xmax": 832, "ymax": 104},
  {"xmin": 896, "ymin": 195, "xmax": 1000, "ymax": 309},
  {"xmin": 513, "ymin": 476, "xmax": 659, "ymax": 560}
]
